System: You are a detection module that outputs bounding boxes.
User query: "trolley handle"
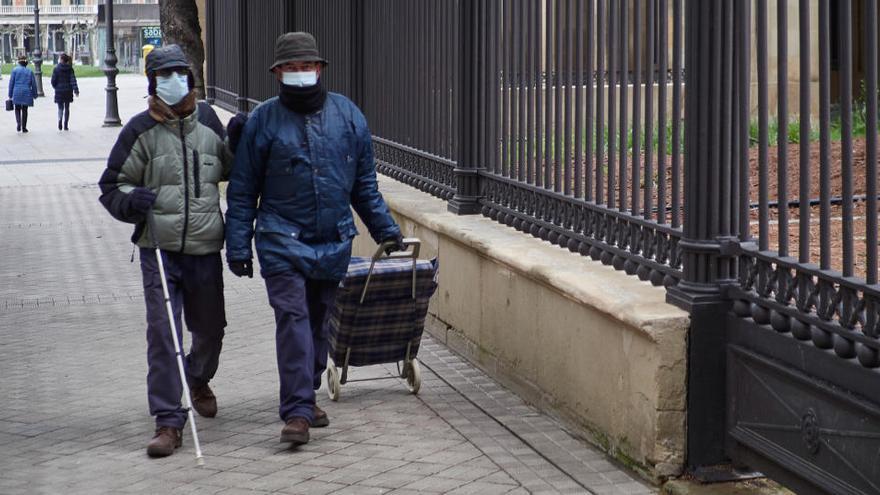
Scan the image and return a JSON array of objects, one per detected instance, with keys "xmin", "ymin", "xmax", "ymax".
[{"xmin": 361, "ymin": 238, "xmax": 421, "ymax": 304}]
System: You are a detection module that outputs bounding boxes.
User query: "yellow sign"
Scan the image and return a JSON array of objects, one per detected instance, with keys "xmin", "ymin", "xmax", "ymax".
[{"xmin": 142, "ymin": 44, "xmax": 155, "ymax": 75}]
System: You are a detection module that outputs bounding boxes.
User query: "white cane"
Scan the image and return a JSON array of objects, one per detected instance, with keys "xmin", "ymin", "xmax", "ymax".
[{"xmin": 147, "ymin": 211, "xmax": 205, "ymax": 465}]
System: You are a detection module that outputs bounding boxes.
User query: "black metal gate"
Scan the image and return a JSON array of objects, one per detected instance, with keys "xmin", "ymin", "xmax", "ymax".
[
  {"xmin": 676, "ymin": 2, "xmax": 880, "ymax": 493},
  {"xmin": 206, "ymin": 1, "xmax": 880, "ymax": 492}
]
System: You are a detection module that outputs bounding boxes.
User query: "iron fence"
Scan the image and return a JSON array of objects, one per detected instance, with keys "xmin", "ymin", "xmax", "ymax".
[
  {"xmin": 207, "ymin": 0, "xmax": 880, "ymax": 484},
  {"xmin": 207, "ymin": 1, "xmax": 880, "ymax": 364},
  {"xmin": 728, "ymin": 0, "xmax": 880, "ymax": 371},
  {"xmin": 206, "ymin": 2, "xmax": 687, "ymax": 287},
  {"xmin": 473, "ymin": 1, "xmax": 687, "ymax": 287}
]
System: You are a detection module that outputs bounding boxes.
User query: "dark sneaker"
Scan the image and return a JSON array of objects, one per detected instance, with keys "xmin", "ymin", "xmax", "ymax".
[
  {"xmin": 280, "ymin": 417, "xmax": 310, "ymax": 445},
  {"xmin": 190, "ymin": 383, "xmax": 217, "ymax": 418},
  {"xmin": 146, "ymin": 426, "xmax": 182, "ymax": 457},
  {"xmin": 312, "ymin": 405, "xmax": 329, "ymax": 428},
  {"xmin": 58, "ymin": 120, "xmax": 62, "ymax": 131}
]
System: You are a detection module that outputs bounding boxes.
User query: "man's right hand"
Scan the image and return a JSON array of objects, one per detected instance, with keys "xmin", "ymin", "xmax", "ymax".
[
  {"xmin": 129, "ymin": 187, "xmax": 157, "ymax": 215},
  {"xmin": 228, "ymin": 260, "xmax": 253, "ymax": 278}
]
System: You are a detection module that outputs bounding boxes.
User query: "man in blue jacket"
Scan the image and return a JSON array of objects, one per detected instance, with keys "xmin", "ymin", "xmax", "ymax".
[{"xmin": 225, "ymin": 32, "xmax": 403, "ymax": 446}]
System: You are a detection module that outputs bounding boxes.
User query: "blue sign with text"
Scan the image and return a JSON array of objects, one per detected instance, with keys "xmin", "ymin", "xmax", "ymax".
[{"xmin": 141, "ymin": 26, "xmax": 162, "ymax": 47}]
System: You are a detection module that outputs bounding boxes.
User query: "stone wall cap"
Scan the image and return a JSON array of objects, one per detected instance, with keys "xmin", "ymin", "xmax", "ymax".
[{"xmin": 377, "ymin": 176, "xmax": 690, "ymax": 342}]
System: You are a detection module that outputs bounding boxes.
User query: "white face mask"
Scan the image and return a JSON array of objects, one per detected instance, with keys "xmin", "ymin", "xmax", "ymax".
[
  {"xmin": 155, "ymin": 72, "xmax": 189, "ymax": 106},
  {"xmin": 281, "ymin": 70, "xmax": 318, "ymax": 87}
]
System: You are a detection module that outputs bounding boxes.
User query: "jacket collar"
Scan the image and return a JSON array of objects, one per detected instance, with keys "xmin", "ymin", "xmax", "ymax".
[{"xmin": 148, "ymin": 92, "xmax": 199, "ymax": 133}]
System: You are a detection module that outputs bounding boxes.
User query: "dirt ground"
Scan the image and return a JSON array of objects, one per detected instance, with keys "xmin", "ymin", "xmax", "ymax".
[{"xmin": 511, "ymin": 134, "xmax": 877, "ymax": 279}]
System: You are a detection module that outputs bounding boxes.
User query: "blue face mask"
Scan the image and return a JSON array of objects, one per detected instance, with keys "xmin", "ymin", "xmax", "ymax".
[{"xmin": 155, "ymin": 72, "xmax": 190, "ymax": 106}]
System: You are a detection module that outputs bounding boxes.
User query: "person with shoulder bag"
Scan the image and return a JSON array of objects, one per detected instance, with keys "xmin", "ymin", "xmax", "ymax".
[{"xmin": 8, "ymin": 54, "xmax": 38, "ymax": 133}]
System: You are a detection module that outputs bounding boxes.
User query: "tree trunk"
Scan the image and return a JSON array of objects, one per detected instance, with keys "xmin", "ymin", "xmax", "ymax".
[{"xmin": 159, "ymin": 0, "xmax": 206, "ymax": 99}]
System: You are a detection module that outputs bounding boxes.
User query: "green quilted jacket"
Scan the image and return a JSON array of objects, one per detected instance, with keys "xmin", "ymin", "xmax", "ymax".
[{"xmin": 98, "ymin": 102, "xmax": 233, "ymax": 254}]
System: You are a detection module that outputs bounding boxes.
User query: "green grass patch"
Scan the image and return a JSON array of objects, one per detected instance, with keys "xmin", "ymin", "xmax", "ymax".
[{"xmin": 1, "ymin": 63, "xmax": 121, "ymax": 78}]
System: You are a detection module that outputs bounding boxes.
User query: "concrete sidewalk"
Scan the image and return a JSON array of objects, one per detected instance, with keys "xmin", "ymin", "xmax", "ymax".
[{"xmin": 0, "ymin": 75, "xmax": 655, "ymax": 494}]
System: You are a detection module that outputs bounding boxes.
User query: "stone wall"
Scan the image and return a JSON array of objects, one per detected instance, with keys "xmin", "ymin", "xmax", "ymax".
[{"xmin": 352, "ymin": 176, "xmax": 691, "ymax": 482}]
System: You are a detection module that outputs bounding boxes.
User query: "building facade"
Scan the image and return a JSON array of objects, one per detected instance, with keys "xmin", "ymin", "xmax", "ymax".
[{"xmin": 0, "ymin": 0, "xmax": 159, "ymax": 70}]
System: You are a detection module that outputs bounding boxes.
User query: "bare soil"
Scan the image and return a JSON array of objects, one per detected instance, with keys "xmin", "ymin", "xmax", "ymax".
[{"xmin": 579, "ymin": 136, "xmax": 877, "ymax": 279}]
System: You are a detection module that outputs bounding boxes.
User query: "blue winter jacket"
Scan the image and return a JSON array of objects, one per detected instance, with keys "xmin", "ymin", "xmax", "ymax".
[
  {"xmin": 225, "ymin": 93, "xmax": 401, "ymax": 280},
  {"xmin": 8, "ymin": 65, "xmax": 37, "ymax": 107}
]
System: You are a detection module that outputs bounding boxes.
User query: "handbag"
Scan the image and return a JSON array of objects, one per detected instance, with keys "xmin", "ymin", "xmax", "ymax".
[{"xmin": 4, "ymin": 99, "xmax": 12, "ymax": 112}]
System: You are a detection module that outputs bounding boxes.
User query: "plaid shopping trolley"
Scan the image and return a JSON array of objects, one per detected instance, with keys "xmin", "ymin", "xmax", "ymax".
[{"xmin": 326, "ymin": 238, "xmax": 438, "ymax": 400}]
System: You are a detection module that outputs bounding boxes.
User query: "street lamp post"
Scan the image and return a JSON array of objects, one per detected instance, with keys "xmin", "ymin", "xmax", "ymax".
[
  {"xmin": 103, "ymin": 0, "xmax": 121, "ymax": 127},
  {"xmin": 33, "ymin": 2, "xmax": 44, "ymax": 97}
]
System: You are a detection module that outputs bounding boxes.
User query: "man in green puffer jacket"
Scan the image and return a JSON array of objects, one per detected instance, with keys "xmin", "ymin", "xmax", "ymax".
[{"xmin": 98, "ymin": 45, "xmax": 239, "ymax": 458}]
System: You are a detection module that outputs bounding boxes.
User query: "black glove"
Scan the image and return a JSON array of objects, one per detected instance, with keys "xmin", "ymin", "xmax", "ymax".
[
  {"xmin": 228, "ymin": 260, "xmax": 253, "ymax": 278},
  {"xmin": 129, "ymin": 187, "xmax": 157, "ymax": 215},
  {"xmin": 226, "ymin": 112, "xmax": 248, "ymax": 154},
  {"xmin": 382, "ymin": 234, "xmax": 406, "ymax": 255}
]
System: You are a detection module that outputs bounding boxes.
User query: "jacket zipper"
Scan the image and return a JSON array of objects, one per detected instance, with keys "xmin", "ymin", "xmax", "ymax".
[
  {"xmin": 305, "ymin": 115, "xmax": 319, "ymax": 235},
  {"xmin": 193, "ymin": 149, "xmax": 201, "ymax": 198},
  {"xmin": 179, "ymin": 120, "xmax": 190, "ymax": 253}
]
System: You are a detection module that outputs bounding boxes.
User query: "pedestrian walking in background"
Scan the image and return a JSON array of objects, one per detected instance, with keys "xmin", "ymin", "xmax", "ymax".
[
  {"xmin": 51, "ymin": 53, "xmax": 79, "ymax": 131},
  {"xmin": 225, "ymin": 31, "xmax": 404, "ymax": 447},
  {"xmin": 97, "ymin": 45, "xmax": 234, "ymax": 458},
  {"xmin": 8, "ymin": 54, "xmax": 37, "ymax": 133}
]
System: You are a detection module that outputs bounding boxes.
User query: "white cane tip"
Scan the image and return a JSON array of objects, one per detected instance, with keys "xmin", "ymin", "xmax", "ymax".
[{"xmin": 196, "ymin": 456, "xmax": 205, "ymax": 466}]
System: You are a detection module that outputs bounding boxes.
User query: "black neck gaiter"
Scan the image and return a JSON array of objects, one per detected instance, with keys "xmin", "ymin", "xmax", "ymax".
[{"xmin": 279, "ymin": 81, "xmax": 327, "ymax": 114}]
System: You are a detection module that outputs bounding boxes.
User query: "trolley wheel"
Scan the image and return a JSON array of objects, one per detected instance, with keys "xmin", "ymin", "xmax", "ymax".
[
  {"xmin": 326, "ymin": 360, "xmax": 341, "ymax": 401},
  {"xmin": 403, "ymin": 359, "xmax": 421, "ymax": 395}
]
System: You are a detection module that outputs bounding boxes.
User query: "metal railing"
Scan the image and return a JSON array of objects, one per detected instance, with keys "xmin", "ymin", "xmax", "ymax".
[
  {"xmin": 0, "ymin": 5, "xmax": 97, "ymax": 15},
  {"xmin": 358, "ymin": 1, "xmax": 688, "ymax": 285},
  {"xmin": 468, "ymin": 0, "xmax": 686, "ymax": 286},
  {"xmin": 728, "ymin": 0, "xmax": 880, "ymax": 370},
  {"xmin": 206, "ymin": 0, "xmax": 880, "ymax": 367}
]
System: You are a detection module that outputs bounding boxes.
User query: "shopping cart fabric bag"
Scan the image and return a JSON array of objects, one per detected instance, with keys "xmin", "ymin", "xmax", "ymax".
[{"xmin": 328, "ymin": 256, "xmax": 439, "ymax": 367}]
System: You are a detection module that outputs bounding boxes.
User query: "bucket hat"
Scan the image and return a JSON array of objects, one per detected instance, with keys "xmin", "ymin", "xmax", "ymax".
[
  {"xmin": 145, "ymin": 44, "xmax": 190, "ymax": 74},
  {"xmin": 269, "ymin": 32, "xmax": 328, "ymax": 71}
]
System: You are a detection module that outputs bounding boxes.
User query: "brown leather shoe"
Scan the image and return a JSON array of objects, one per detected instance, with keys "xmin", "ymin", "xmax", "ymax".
[
  {"xmin": 146, "ymin": 426, "xmax": 182, "ymax": 457},
  {"xmin": 312, "ymin": 404, "xmax": 329, "ymax": 427},
  {"xmin": 280, "ymin": 417, "xmax": 310, "ymax": 445},
  {"xmin": 190, "ymin": 383, "xmax": 217, "ymax": 418}
]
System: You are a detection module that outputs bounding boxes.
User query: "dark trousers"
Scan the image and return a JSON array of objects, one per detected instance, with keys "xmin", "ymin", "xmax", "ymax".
[
  {"xmin": 265, "ymin": 270, "xmax": 338, "ymax": 422},
  {"xmin": 140, "ymin": 248, "xmax": 226, "ymax": 429},
  {"xmin": 56, "ymin": 102, "xmax": 70, "ymax": 128},
  {"xmin": 14, "ymin": 105, "xmax": 28, "ymax": 130}
]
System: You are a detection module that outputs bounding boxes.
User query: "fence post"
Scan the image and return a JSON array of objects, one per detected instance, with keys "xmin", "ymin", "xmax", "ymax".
[
  {"xmin": 205, "ymin": 0, "xmax": 215, "ymax": 104},
  {"xmin": 236, "ymin": 0, "xmax": 248, "ymax": 112},
  {"xmin": 665, "ymin": 0, "xmax": 743, "ymax": 470},
  {"xmin": 448, "ymin": 0, "xmax": 483, "ymax": 215},
  {"xmin": 350, "ymin": 0, "xmax": 365, "ymax": 109}
]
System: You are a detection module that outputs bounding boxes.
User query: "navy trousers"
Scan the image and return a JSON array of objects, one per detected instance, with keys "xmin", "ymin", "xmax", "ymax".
[
  {"xmin": 140, "ymin": 248, "xmax": 226, "ymax": 429},
  {"xmin": 264, "ymin": 270, "xmax": 338, "ymax": 423}
]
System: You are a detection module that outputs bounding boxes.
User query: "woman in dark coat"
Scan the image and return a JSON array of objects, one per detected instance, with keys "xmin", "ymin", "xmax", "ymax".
[
  {"xmin": 50, "ymin": 53, "xmax": 79, "ymax": 131},
  {"xmin": 8, "ymin": 54, "xmax": 37, "ymax": 133}
]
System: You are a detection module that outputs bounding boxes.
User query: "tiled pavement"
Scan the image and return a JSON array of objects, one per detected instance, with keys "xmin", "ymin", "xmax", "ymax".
[{"xmin": 0, "ymin": 76, "xmax": 655, "ymax": 494}]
